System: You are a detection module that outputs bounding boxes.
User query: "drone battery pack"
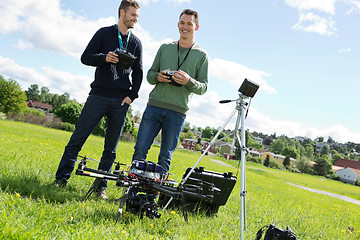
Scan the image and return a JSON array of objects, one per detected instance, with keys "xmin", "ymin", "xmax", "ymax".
[{"xmin": 131, "ymin": 160, "xmax": 163, "ymax": 173}]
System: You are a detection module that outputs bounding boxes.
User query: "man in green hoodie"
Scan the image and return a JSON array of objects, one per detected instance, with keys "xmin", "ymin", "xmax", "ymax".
[{"xmin": 132, "ymin": 9, "xmax": 209, "ymax": 173}]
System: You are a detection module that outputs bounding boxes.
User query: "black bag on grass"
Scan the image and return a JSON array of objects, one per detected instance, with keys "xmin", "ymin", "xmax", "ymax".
[{"xmin": 255, "ymin": 224, "xmax": 298, "ymax": 240}]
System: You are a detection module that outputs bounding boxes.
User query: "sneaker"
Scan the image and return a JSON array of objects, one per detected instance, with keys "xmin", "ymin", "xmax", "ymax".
[
  {"xmin": 53, "ymin": 179, "xmax": 67, "ymax": 188},
  {"xmin": 96, "ymin": 190, "xmax": 108, "ymax": 200}
]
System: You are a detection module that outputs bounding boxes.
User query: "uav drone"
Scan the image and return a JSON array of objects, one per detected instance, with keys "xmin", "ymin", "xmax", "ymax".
[{"xmin": 75, "ymin": 155, "xmax": 237, "ymax": 221}]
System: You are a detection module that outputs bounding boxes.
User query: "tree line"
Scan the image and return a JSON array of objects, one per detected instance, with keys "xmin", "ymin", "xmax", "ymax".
[{"xmin": 0, "ymin": 75, "xmax": 135, "ymax": 139}]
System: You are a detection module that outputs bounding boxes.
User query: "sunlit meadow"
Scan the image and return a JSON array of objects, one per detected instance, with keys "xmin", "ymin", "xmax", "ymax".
[{"xmin": 1, "ymin": 120, "xmax": 360, "ymax": 239}]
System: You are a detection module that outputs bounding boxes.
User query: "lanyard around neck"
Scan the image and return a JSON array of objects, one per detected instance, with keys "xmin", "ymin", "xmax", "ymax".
[
  {"xmin": 117, "ymin": 27, "xmax": 131, "ymax": 50},
  {"xmin": 177, "ymin": 41, "xmax": 194, "ymax": 71}
]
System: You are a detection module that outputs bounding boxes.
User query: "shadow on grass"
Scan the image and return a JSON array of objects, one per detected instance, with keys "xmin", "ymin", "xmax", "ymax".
[{"xmin": 0, "ymin": 171, "xmax": 84, "ymax": 203}]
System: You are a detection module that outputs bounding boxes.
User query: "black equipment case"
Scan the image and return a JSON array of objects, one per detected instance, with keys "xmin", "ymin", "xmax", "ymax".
[{"xmin": 159, "ymin": 166, "xmax": 237, "ymax": 214}]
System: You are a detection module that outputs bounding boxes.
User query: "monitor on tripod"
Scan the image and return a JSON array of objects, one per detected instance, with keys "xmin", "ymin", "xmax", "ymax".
[{"xmin": 238, "ymin": 78, "xmax": 259, "ymax": 98}]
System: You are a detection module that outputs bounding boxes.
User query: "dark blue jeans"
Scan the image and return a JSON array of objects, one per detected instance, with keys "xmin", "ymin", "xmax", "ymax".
[
  {"xmin": 133, "ymin": 105, "xmax": 186, "ymax": 172},
  {"xmin": 55, "ymin": 95, "xmax": 129, "ymax": 190}
]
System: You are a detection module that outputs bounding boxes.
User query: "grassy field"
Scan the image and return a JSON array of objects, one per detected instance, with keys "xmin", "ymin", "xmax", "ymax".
[{"xmin": 1, "ymin": 119, "xmax": 360, "ymax": 239}]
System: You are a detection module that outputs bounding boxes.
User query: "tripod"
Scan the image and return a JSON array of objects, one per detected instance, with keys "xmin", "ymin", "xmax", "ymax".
[{"xmin": 180, "ymin": 92, "xmax": 251, "ymax": 240}]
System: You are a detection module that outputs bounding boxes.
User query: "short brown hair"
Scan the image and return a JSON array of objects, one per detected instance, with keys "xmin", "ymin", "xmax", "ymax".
[
  {"xmin": 179, "ymin": 9, "xmax": 199, "ymax": 25},
  {"xmin": 118, "ymin": 0, "xmax": 140, "ymax": 18}
]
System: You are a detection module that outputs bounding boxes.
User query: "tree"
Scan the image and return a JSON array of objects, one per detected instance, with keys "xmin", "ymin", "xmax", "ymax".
[
  {"xmin": 320, "ymin": 144, "xmax": 330, "ymax": 156},
  {"xmin": 123, "ymin": 112, "xmax": 135, "ymax": 134},
  {"xmin": 55, "ymin": 101, "xmax": 83, "ymax": 124},
  {"xmin": 327, "ymin": 136, "xmax": 335, "ymax": 144},
  {"xmin": 133, "ymin": 110, "xmax": 142, "ymax": 123},
  {"xmin": 202, "ymin": 126, "xmax": 214, "ymax": 139},
  {"xmin": 0, "ymin": 75, "xmax": 27, "ymax": 114},
  {"xmin": 282, "ymin": 146, "xmax": 299, "ymax": 159},
  {"xmin": 25, "ymin": 84, "xmax": 40, "ymax": 101},
  {"xmin": 263, "ymin": 137, "xmax": 273, "ymax": 146},
  {"xmin": 247, "ymin": 137, "xmax": 263, "ymax": 150},
  {"xmin": 270, "ymin": 137, "xmax": 286, "ymax": 154},
  {"xmin": 264, "ymin": 155, "xmax": 270, "ymax": 167},
  {"xmin": 313, "ymin": 156, "xmax": 332, "ymax": 176},
  {"xmin": 304, "ymin": 145, "xmax": 314, "ymax": 159},
  {"xmin": 40, "ymin": 86, "xmax": 50, "ymax": 102},
  {"xmin": 182, "ymin": 121, "xmax": 191, "ymax": 133},
  {"xmin": 283, "ymin": 155, "xmax": 290, "ymax": 167},
  {"xmin": 331, "ymin": 153, "xmax": 343, "ymax": 164},
  {"xmin": 297, "ymin": 157, "xmax": 313, "ymax": 174}
]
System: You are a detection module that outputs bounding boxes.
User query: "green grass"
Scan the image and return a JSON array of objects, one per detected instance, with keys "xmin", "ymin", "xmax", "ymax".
[{"xmin": 1, "ymin": 119, "xmax": 360, "ymax": 239}]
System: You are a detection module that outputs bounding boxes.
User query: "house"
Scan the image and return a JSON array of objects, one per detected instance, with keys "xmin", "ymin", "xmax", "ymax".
[
  {"xmin": 336, "ymin": 168, "xmax": 360, "ymax": 184},
  {"xmin": 182, "ymin": 138, "xmax": 197, "ymax": 151},
  {"xmin": 247, "ymin": 147, "xmax": 261, "ymax": 158},
  {"xmin": 202, "ymin": 142, "xmax": 215, "ymax": 153},
  {"xmin": 219, "ymin": 143, "xmax": 232, "ymax": 156},
  {"xmin": 333, "ymin": 158, "xmax": 360, "ymax": 170},
  {"xmin": 261, "ymin": 152, "xmax": 296, "ymax": 166},
  {"xmin": 26, "ymin": 100, "xmax": 53, "ymax": 114},
  {"xmin": 253, "ymin": 137, "xmax": 263, "ymax": 144},
  {"xmin": 181, "ymin": 138, "xmax": 216, "ymax": 153}
]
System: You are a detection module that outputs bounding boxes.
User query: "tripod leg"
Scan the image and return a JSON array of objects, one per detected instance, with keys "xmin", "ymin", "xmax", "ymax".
[{"xmin": 181, "ymin": 108, "xmax": 237, "ymax": 185}]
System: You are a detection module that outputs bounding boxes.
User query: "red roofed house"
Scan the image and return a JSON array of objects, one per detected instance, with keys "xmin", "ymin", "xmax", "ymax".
[
  {"xmin": 333, "ymin": 158, "xmax": 360, "ymax": 184},
  {"xmin": 333, "ymin": 158, "xmax": 360, "ymax": 170},
  {"xmin": 26, "ymin": 100, "xmax": 53, "ymax": 114}
]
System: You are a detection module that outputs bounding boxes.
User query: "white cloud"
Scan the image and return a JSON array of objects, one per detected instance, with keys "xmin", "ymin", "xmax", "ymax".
[
  {"xmin": 0, "ymin": 56, "xmax": 91, "ymax": 102},
  {"xmin": 285, "ymin": 0, "xmax": 337, "ymax": 14},
  {"xmin": 338, "ymin": 48, "xmax": 352, "ymax": 53},
  {"xmin": 0, "ymin": 56, "xmax": 50, "ymax": 86},
  {"xmin": 0, "ymin": 0, "xmax": 115, "ymax": 57},
  {"xmin": 292, "ymin": 12, "xmax": 337, "ymax": 36},
  {"xmin": 286, "ymin": 0, "xmax": 360, "ymax": 35},
  {"xmin": 138, "ymin": 0, "xmax": 190, "ymax": 4},
  {"xmin": 132, "ymin": 25, "xmax": 173, "ymax": 67},
  {"xmin": 249, "ymin": 109, "xmax": 360, "ymax": 143},
  {"xmin": 345, "ymin": 0, "xmax": 360, "ymax": 14},
  {"xmin": 209, "ymin": 58, "xmax": 276, "ymax": 94}
]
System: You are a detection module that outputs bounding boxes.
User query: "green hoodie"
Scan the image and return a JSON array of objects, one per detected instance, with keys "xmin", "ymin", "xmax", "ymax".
[{"xmin": 146, "ymin": 42, "xmax": 209, "ymax": 115}]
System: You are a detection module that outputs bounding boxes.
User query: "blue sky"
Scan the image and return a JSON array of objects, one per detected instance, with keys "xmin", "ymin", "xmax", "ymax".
[{"xmin": 0, "ymin": 0, "xmax": 359, "ymax": 143}]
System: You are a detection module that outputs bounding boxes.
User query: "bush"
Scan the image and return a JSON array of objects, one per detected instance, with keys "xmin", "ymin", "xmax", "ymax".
[
  {"xmin": 0, "ymin": 112, "xmax": 6, "ymax": 120},
  {"xmin": 0, "ymin": 75, "xmax": 27, "ymax": 114},
  {"xmin": 326, "ymin": 173, "xmax": 341, "ymax": 181},
  {"xmin": 124, "ymin": 114, "xmax": 135, "ymax": 134},
  {"xmin": 120, "ymin": 132, "xmax": 134, "ymax": 142},
  {"xmin": 24, "ymin": 108, "xmax": 45, "ymax": 116},
  {"xmin": 92, "ymin": 117, "xmax": 107, "ymax": 137},
  {"xmin": 8, "ymin": 109, "xmax": 46, "ymax": 125},
  {"xmin": 61, "ymin": 122, "xmax": 75, "ymax": 132},
  {"xmin": 132, "ymin": 127, "xmax": 139, "ymax": 141},
  {"xmin": 246, "ymin": 155, "xmax": 262, "ymax": 164},
  {"xmin": 55, "ymin": 101, "xmax": 83, "ymax": 124},
  {"xmin": 267, "ymin": 158, "xmax": 281, "ymax": 169},
  {"xmin": 43, "ymin": 116, "xmax": 63, "ymax": 129}
]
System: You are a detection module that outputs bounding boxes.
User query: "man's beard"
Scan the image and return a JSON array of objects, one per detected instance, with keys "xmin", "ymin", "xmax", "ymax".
[{"xmin": 123, "ymin": 18, "xmax": 134, "ymax": 29}]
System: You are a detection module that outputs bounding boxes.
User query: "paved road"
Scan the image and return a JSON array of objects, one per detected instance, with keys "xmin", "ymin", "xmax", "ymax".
[{"xmin": 287, "ymin": 183, "xmax": 360, "ymax": 205}]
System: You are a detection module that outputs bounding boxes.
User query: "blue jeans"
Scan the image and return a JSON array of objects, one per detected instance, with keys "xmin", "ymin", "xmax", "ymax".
[
  {"xmin": 133, "ymin": 105, "xmax": 186, "ymax": 172},
  {"xmin": 55, "ymin": 95, "xmax": 129, "ymax": 190}
]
